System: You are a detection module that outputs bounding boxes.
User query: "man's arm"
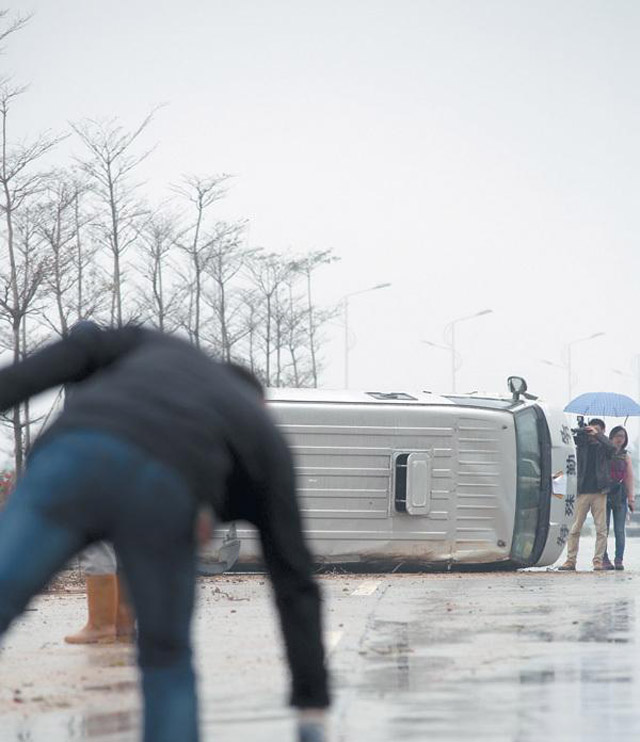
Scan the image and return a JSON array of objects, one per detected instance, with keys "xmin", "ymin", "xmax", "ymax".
[
  {"xmin": 583, "ymin": 427, "xmax": 617, "ymax": 456},
  {"xmin": 574, "ymin": 431, "xmax": 589, "ymax": 448},
  {"xmin": 593, "ymin": 432, "xmax": 617, "ymax": 457},
  {"xmin": 256, "ymin": 441, "xmax": 329, "ymax": 710},
  {"xmin": 0, "ymin": 325, "xmax": 150, "ymax": 413}
]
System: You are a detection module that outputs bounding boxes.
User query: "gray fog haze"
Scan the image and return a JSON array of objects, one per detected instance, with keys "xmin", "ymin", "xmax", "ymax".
[{"xmin": 5, "ymin": 0, "xmax": 640, "ymax": 406}]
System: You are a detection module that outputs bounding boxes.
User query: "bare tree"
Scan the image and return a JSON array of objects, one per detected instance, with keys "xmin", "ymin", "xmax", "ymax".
[
  {"xmin": 270, "ymin": 259, "xmax": 325, "ymax": 388},
  {"xmin": 247, "ymin": 252, "xmax": 294, "ymax": 386},
  {"xmin": 0, "ymin": 10, "xmax": 30, "ymax": 51},
  {"xmin": 172, "ymin": 174, "xmax": 230, "ymax": 349},
  {"xmin": 0, "ymin": 208, "xmax": 50, "ymax": 468},
  {"xmin": 39, "ymin": 175, "xmax": 76, "ymax": 335},
  {"xmin": 72, "ymin": 113, "xmax": 155, "ymax": 327},
  {"xmin": 281, "ymin": 274, "xmax": 311, "ymax": 387},
  {"xmin": 71, "ymin": 177, "xmax": 107, "ymax": 323},
  {"xmin": 238, "ymin": 288, "xmax": 261, "ymax": 376},
  {"xmin": 0, "ymin": 82, "xmax": 62, "ymax": 471},
  {"xmin": 0, "ymin": 7, "xmax": 343, "ymax": 465},
  {"xmin": 136, "ymin": 211, "xmax": 182, "ymax": 332},
  {"xmin": 242, "ymin": 250, "xmax": 340, "ymax": 387},
  {"xmin": 37, "ymin": 171, "xmax": 106, "ymax": 335},
  {"xmin": 295, "ymin": 249, "xmax": 340, "ymax": 387},
  {"xmin": 202, "ymin": 220, "xmax": 255, "ymax": 361}
]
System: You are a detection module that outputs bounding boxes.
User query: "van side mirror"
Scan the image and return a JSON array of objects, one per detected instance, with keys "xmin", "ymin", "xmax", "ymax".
[{"xmin": 508, "ymin": 376, "xmax": 528, "ymax": 401}]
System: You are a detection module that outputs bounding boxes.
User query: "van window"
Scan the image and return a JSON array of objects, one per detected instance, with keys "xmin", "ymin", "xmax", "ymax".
[
  {"xmin": 511, "ymin": 406, "xmax": 551, "ymax": 563},
  {"xmin": 394, "ymin": 454, "xmax": 409, "ymax": 512}
]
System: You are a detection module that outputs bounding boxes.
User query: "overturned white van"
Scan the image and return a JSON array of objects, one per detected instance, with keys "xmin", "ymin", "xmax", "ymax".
[{"xmin": 202, "ymin": 377, "xmax": 576, "ymax": 571}]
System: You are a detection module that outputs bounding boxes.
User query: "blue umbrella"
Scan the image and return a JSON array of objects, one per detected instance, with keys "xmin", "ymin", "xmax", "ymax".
[{"xmin": 564, "ymin": 392, "xmax": 640, "ymax": 418}]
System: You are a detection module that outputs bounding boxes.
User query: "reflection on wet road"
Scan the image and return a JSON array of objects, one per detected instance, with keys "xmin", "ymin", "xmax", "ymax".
[
  {"xmin": 2, "ymin": 536, "xmax": 640, "ymax": 740},
  {"xmin": 337, "ymin": 581, "xmax": 640, "ymax": 740}
]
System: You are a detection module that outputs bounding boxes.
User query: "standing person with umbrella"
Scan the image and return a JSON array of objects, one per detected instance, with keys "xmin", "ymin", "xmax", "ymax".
[
  {"xmin": 602, "ymin": 425, "xmax": 635, "ymax": 570},
  {"xmin": 558, "ymin": 418, "xmax": 617, "ymax": 571},
  {"xmin": 559, "ymin": 392, "xmax": 640, "ymax": 571}
]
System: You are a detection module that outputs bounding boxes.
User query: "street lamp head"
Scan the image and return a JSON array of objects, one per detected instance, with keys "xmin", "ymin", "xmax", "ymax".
[
  {"xmin": 567, "ymin": 331, "xmax": 606, "ymax": 348},
  {"xmin": 344, "ymin": 282, "xmax": 392, "ymax": 300},
  {"xmin": 343, "ymin": 281, "xmax": 392, "ymax": 387},
  {"xmin": 422, "ymin": 339, "xmax": 449, "ymax": 351},
  {"xmin": 451, "ymin": 308, "xmax": 494, "ymax": 325}
]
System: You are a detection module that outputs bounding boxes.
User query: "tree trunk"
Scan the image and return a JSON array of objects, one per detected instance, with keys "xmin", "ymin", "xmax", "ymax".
[
  {"xmin": 12, "ymin": 319, "xmax": 23, "ymax": 472},
  {"xmin": 75, "ymin": 191, "xmax": 84, "ymax": 318},
  {"xmin": 2, "ymin": 107, "xmax": 23, "ymax": 472},
  {"xmin": 306, "ymin": 267, "xmax": 318, "ymax": 387}
]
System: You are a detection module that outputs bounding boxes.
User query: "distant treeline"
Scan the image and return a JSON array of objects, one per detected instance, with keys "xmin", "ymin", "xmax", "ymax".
[{"xmin": 0, "ymin": 11, "xmax": 339, "ymax": 472}]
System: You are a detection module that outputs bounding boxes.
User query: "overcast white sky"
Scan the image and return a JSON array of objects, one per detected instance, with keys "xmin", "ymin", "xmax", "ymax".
[{"xmin": 4, "ymin": 1, "xmax": 640, "ymax": 413}]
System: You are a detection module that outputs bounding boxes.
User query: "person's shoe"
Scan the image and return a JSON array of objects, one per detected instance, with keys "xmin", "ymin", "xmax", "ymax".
[
  {"xmin": 614, "ymin": 559, "xmax": 625, "ymax": 571},
  {"xmin": 557, "ymin": 561, "xmax": 576, "ymax": 571},
  {"xmin": 64, "ymin": 574, "xmax": 117, "ymax": 644},
  {"xmin": 602, "ymin": 555, "xmax": 615, "ymax": 571},
  {"xmin": 593, "ymin": 563, "xmax": 606, "ymax": 571}
]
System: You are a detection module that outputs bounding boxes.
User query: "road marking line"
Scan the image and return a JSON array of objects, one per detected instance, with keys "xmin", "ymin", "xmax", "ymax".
[
  {"xmin": 351, "ymin": 580, "xmax": 380, "ymax": 596},
  {"xmin": 325, "ymin": 630, "xmax": 343, "ymax": 652}
]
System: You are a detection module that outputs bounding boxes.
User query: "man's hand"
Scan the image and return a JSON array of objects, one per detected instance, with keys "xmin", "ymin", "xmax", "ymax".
[
  {"xmin": 195, "ymin": 507, "xmax": 214, "ymax": 546},
  {"xmin": 628, "ymin": 499, "xmax": 635, "ymax": 513},
  {"xmin": 297, "ymin": 710, "xmax": 327, "ymax": 742}
]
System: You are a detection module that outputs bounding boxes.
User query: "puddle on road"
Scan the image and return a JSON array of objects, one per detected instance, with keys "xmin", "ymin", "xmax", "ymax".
[
  {"xmin": 578, "ymin": 599, "xmax": 634, "ymax": 643},
  {"xmin": 6, "ymin": 561, "xmax": 640, "ymax": 741},
  {"xmin": 346, "ymin": 584, "xmax": 640, "ymax": 740},
  {"xmin": 84, "ymin": 709, "xmax": 139, "ymax": 738},
  {"xmin": 1, "ymin": 690, "xmax": 297, "ymax": 741},
  {"xmin": 1, "ymin": 707, "xmax": 140, "ymax": 741}
]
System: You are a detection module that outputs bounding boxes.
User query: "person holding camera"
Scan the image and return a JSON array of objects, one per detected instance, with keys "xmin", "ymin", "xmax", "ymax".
[
  {"xmin": 602, "ymin": 425, "xmax": 635, "ymax": 570},
  {"xmin": 558, "ymin": 418, "xmax": 617, "ymax": 571}
]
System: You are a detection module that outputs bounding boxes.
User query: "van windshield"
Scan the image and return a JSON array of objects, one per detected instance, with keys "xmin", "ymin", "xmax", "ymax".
[{"xmin": 511, "ymin": 406, "xmax": 551, "ymax": 564}]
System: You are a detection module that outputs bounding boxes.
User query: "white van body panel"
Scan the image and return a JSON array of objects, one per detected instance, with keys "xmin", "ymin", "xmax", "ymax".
[
  {"xmin": 202, "ymin": 389, "xmax": 575, "ymax": 570},
  {"xmin": 536, "ymin": 402, "xmax": 577, "ymax": 566}
]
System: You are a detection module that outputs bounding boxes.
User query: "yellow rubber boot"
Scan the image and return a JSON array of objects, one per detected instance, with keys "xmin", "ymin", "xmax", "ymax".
[
  {"xmin": 115, "ymin": 574, "xmax": 136, "ymax": 642},
  {"xmin": 64, "ymin": 574, "xmax": 117, "ymax": 644}
]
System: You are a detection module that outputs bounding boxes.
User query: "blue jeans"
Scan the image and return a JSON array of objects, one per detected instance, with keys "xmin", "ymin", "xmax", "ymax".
[
  {"xmin": 0, "ymin": 430, "xmax": 199, "ymax": 742},
  {"xmin": 605, "ymin": 494, "xmax": 627, "ymax": 562}
]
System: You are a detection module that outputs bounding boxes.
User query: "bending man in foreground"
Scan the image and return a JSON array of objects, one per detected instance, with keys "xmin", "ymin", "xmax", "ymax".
[{"xmin": 0, "ymin": 323, "xmax": 329, "ymax": 742}]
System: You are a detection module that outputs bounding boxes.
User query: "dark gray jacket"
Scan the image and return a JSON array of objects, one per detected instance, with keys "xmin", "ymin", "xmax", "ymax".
[
  {"xmin": 575, "ymin": 431, "xmax": 617, "ymax": 495},
  {"xmin": 0, "ymin": 325, "xmax": 329, "ymax": 708}
]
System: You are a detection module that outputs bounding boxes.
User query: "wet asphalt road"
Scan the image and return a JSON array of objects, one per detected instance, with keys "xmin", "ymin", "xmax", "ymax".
[{"xmin": 2, "ymin": 535, "xmax": 640, "ymax": 741}]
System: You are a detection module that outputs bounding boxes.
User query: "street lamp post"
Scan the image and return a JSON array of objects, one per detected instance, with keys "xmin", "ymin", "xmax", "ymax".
[
  {"xmin": 565, "ymin": 332, "xmax": 605, "ymax": 399},
  {"xmin": 542, "ymin": 332, "xmax": 605, "ymax": 400},
  {"xmin": 342, "ymin": 282, "xmax": 391, "ymax": 388},
  {"xmin": 613, "ymin": 352, "xmax": 640, "ymax": 407},
  {"xmin": 423, "ymin": 309, "xmax": 493, "ymax": 392},
  {"xmin": 613, "ymin": 355, "xmax": 640, "ymax": 484}
]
